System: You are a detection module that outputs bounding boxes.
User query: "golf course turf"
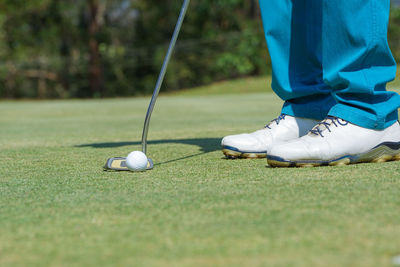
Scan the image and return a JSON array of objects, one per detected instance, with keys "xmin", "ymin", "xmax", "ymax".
[{"xmin": 1, "ymin": 76, "xmax": 400, "ymax": 266}]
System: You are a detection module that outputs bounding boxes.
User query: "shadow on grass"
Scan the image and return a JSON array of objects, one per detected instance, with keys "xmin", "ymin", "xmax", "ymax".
[
  {"xmin": 76, "ymin": 138, "xmax": 221, "ymax": 165},
  {"xmin": 76, "ymin": 138, "xmax": 220, "ymax": 152}
]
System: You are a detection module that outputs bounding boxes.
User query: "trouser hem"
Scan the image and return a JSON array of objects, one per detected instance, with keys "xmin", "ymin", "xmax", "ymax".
[
  {"xmin": 328, "ymin": 103, "xmax": 398, "ymax": 130},
  {"xmin": 281, "ymin": 95, "xmax": 335, "ymax": 121}
]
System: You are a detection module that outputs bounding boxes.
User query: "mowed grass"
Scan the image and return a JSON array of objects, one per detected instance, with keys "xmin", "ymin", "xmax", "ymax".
[{"xmin": 1, "ymin": 76, "xmax": 400, "ymax": 267}]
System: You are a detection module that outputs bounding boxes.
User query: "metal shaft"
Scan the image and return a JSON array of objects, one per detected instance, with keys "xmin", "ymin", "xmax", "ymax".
[{"xmin": 141, "ymin": 0, "xmax": 191, "ymax": 155}]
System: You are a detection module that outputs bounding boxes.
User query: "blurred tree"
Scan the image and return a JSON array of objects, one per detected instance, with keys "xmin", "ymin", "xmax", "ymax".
[{"xmin": 88, "ymin": 0, "xmax": 104, "ymax": 97}]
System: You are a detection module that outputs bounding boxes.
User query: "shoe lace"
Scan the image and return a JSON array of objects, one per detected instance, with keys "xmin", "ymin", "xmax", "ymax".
[
  {"xmin": 309, "ymin": 116, "xmax": 349, "ymax": 137},
  {"xmin": 265, "ymin": 114, "xmax": 286, "ymax": 129}
]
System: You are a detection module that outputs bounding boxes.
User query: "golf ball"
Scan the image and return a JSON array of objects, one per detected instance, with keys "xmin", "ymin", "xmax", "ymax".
[{"xmin": 126, "ymin": 151, "xmax": 148, "ymax": 172}]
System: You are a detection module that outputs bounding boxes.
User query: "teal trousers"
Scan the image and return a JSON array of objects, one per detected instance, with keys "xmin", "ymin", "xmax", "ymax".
[{"xmin": 259, "ymin": 0, "xmax": 400, "ymax": 129}]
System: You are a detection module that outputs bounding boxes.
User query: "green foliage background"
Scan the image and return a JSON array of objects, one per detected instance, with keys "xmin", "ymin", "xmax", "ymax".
[
  {"xmin": 0, "ymin": 0, "xmax": 268, "ymax": 98},
  {"xmin": 0, "ymin": 0, "xmax": 400, "ymax": 99}
]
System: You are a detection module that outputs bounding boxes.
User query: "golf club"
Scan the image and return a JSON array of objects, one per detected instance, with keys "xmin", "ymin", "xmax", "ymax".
[{"xmin": 104, "ymin": 0, "xmax": 191, "ymax": 171}]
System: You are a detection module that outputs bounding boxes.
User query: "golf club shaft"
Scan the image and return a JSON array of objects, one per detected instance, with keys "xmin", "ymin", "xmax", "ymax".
[{"xmin": 141, "ymin": 0, "xmax": 191, "ymax": 155}]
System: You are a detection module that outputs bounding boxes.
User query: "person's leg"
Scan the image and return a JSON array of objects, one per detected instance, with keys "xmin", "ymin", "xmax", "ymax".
[
  {"xmin": 267, "ymin": 0, "xmax": 400, "ymax": 167},
  {"xmin": 259, "ymin": 0, "xmax": 336, "ymax": 120},
  {"xmin": 221, "ymin": 0, "xmax": 325, "ymax": 159},
  {"xmin": 323, "ymin": 0, "xmax": 400, "ymax": 129}
]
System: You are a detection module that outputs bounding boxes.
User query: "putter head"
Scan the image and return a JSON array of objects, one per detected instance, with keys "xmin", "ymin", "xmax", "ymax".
[{"xmin": 103, "ymin": 157, "xmax": 154, "ymax": 171}]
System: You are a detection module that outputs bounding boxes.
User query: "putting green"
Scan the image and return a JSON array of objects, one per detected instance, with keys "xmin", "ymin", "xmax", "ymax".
[{"xmin": 1, "ymin": 76, "xmax": 400, "ymax": 266}]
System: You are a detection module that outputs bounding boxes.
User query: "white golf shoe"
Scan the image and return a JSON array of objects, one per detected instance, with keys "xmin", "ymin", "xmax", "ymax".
[
  {"xmin": 221, "ymin": 114, "xmax": 320, "ymax": 159},
  {"xmin": 267, "ymin": 116, "xmax": 400, "ymax": 167}
]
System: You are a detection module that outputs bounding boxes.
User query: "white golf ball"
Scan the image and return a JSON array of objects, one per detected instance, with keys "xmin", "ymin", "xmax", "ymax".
[{"xmin": 126, "ymin": 151, "xmax": 148, "ymax": 172}]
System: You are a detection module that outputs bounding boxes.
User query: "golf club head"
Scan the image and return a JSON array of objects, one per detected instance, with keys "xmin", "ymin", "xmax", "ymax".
[{"xmin": 103, "ymin": 157, "xmax": 154, "ymax": 171}]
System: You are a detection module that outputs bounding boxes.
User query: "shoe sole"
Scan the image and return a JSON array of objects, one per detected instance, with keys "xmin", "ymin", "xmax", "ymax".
[
  {"xmin": 267, "ymin": 142, "xmax": 400, "ymax": 168},
  {"xmin": 222, "ymin": 146, "xmax": 267, "ymax": 159}
]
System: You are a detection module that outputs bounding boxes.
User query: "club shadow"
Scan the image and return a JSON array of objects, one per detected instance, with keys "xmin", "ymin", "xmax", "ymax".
[{"xmin": 75, "ymin": 137, "xmax": 221, "ymax": 154}]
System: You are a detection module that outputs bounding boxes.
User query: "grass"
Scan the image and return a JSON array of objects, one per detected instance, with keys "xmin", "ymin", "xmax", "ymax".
[{"xmin": 1, "ymin": 76, "xmax": 400, "ymax": 266}]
